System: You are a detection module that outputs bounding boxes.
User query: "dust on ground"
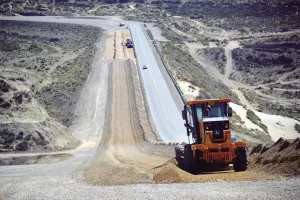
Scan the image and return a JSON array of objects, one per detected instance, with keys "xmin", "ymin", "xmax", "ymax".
[
  {"xmin": 83, "ymin": 29, "xmax": 170, "ymax": 185},
  {"xmin": 230, "ymin": 103, "xmax": 263, "ymax": 131}
]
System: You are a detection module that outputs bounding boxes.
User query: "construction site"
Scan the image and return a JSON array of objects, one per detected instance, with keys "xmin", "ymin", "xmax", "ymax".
[{"xmin": 0, "ymin": 0, "xmax": 300, "ymax": 199}]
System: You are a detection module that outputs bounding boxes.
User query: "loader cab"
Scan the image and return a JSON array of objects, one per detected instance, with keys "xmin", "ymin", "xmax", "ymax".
[
  {"xmin": 195, "ymin": 102, "xmax": 230, "ymax": 120},
  {"xmin": 202, "ymin": 117, "xmax": 230, "ymax": 142},
  {"xmin": 182, "ymin": 99, "xmax": 232, "ymax": 144}
]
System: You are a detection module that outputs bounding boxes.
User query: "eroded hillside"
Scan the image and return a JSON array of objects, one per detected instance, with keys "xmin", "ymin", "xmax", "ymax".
[
  {"xmin": 0, "ymin": 20, "xmax": 102, "ymax": 152},
  {"xmin": 0, "ymin": 0, "xmax": 299, "ymax": 146}
]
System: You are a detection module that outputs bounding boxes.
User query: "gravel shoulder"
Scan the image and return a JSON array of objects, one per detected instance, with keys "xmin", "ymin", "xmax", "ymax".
[{"xmin": 0, "ymin": 176, "xmax": 299, "ymax": 200}]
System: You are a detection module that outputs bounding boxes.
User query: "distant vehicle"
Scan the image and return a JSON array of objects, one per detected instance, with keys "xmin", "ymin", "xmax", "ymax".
[
  {"xmin": 119, "ymin": 22, "xmax": 125, "ymax": 26},
  {"xmin": 126, "ymin": 39, "xmax": 132, "ymax": 46},
  {"xmin": 126, "ymin": 40, "xmax": 133, "ymax": 48},
  {"xmin": 142, "ymin": 65, "xmax": 147, "ymax": 69}
]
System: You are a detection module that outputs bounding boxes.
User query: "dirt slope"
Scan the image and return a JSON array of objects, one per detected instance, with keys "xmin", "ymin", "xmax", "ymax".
[
  {"xmin": 249, "ymin": 137, "xmax": 300, "ymax": 176},
  {"xmin": 0, "ymin": 65, "xmax": 78, "ymax": 152},
  {"xmin": 0, "ymin": 20, "xmax": 101, "ymax": 152}
]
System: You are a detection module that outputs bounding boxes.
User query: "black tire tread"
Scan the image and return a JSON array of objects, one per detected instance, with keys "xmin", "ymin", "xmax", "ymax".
[
  {"xmin": 184, "ymin": 144, "xmax": 196, "ymax": 174},
  {"xmin": 175, "ymin": 145, "xmax": 184, "ymax": 158},
  {"xmin": 233, "ymin": 147, "xmax": 248, "ymax": 172}
]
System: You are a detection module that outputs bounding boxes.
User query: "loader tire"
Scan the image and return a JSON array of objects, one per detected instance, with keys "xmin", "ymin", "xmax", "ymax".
[
  {"xmin": 175, "ymin": 145, "xmax": 184, "ymax": 169},
  {"xmin": 175, "ymin": 145, "xmax": 184, "ymax": 158},
  {"xmin": 184, "ymin": 144, "xmax": 196, "ymax": 174},
  {"xmin": 233, "ymin": 147, "xmax": 248, "ymax": 172}
]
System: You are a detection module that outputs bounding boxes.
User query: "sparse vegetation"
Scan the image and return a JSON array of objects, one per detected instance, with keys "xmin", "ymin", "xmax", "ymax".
[
  {"xmin": 188, "ymin": 85, "xmax": 195, "ymax": 90},
  {"xmin": 231, "ymin": 111, "xmax": 271, "ymax": 142},
  {"xmin": 240, "ymin": 88, "xmax": 300, "ymax": 120},
  {"xmin": 0, "ymin": 39, "xmax": 20, "ymax": 51},
  {"xmin": 37, "ymin": 45, "xmax": 98, "ymax": 125},
  {"xmin": 231, "ymin": 43, "xmax": 300, "ymax": 85},
  {"xmin": 0, "ymin": 20, "xmax": 102, "ymax": 152},
  {"xmin": 246, "ymin": 109, "xmax": 268, "ymax": 133},
  {"xmin": 160, "ymin": 42, "xmax": 240, "ymax": 103},
  {"xmin": 29, "ymin": 42, "xmax": 42, "ymax": 52},
  {"xmin": 197, "ymin": 47, "xmax": 226, "ymax": 74},
  {"xmin": 295, "ymin": 123, "xmax": 300, "ymax": 133},
  {"xmin": 0, "ymin": 0, "xmax": 298, "ymax": 150}
]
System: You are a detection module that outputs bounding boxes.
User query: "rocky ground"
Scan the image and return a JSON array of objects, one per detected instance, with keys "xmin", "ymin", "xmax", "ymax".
[
  {"xmin": 0, "ymin": 20, "xmax": 102, "ymax": 152},
  {"xmin": 0, "ymin": 1, "xmax": 299, "ymax": 199}
]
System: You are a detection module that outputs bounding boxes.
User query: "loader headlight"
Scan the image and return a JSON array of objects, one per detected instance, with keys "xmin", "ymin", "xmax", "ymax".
[
  {"xmin": 224, "ymin": 122, "xmax": 229, "ymax": 129},
  {"xmin": 205, "ymin": 123, "xmax": 211, "ymax": 130}
]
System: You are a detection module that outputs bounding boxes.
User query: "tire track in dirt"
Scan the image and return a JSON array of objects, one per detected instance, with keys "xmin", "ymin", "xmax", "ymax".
[
  {"xmin": 83, "ymin": 29, "xmax": 169, "ymax": 185},
  {"xmin": 83, "ymin": 60, "xmax": 168, "ymax": 185}
]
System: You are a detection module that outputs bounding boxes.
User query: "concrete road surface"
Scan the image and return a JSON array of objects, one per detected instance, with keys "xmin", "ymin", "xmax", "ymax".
[{"xmin": 130, "ymin": 22, "xmax": 188, "ymax": 143}]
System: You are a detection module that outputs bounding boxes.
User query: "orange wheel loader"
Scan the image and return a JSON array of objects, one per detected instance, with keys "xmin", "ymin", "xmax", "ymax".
[{"xmin": 175, "ymin": 98, "xmax": 248, "ymax": 174}]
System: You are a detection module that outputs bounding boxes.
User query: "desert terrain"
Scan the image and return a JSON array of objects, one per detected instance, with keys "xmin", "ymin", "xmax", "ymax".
[{"xmin": 0, "ymin": 0, "xmax": 300, "ymax": 199}]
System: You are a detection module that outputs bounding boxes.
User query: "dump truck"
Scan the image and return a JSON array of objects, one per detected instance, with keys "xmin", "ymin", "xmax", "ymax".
[{"xmin": 176, "ymin": 98, "xmax": 248, "ymax": 174}]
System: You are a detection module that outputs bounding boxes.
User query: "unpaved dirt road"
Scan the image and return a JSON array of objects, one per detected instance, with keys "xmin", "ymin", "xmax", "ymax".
[{"xmin": 0, "ymin": 17, "xmax": 300, "ymax": 200}]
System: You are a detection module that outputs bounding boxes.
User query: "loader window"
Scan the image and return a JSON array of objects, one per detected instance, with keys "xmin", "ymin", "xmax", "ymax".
[
  {"xmin": 210, "ymin": 103, "xmax": 226, "ymax": 117},
  {"xmin": 196, "ymin": 107, "xmax": 203, "ymax": 121},
  {"xmin": 195, "ymin": 102, "xmax": 227, "ymax": 120},
  {"xmin": 210, "ymin": 106, "xmax": 222, "ymax": 117}
]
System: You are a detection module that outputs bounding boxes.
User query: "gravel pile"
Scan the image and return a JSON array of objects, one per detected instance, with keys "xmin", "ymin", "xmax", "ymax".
[{"xmin": 249, "ymin": 137, "xmax": 300, "ymax": 176}]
